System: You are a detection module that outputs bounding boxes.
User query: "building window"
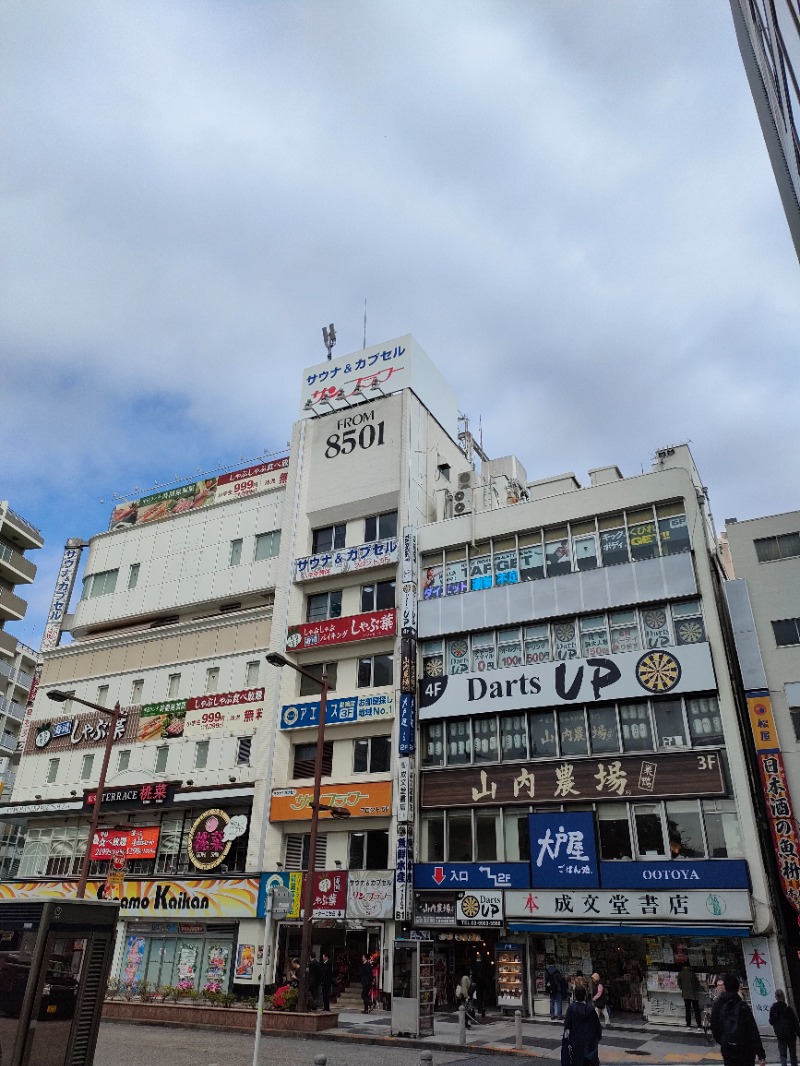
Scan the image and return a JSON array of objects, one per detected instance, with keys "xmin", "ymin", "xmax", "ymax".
[
  {"xmin": 792, "ymin": 710, "xmax": 800, "ymax": 742},
  {"xmin": 597, "ymin": 803, "xmax": 633, "ymax": 860},
  {"xmin": 702, "ymin": 799, "xmax": 743, "ymax": 857},
  {"xmin": 307, "ymin": 590, "xmax": 342, "ymax": 623},
  {"xmin": 154, "ymin": 746, "xmax": 168, "ymax": 773},
  {"xmin": 167, "ymin": 673, "xmax": 181, "ymax": 698},
  {"xmin": 245, "ymin": 661, "xmax": 260, "ymax": 688},
  {"xmin": 421, "ymin": 722, "xmax": 445, "ymax": 767},
  {"xmin": 131, "ymin": 678, "xmax": 144, "ymax": 704},
  {"xmin": 299, "ymin": 662, "xmax": 338, "ymax": 696},
  {"xmin": 284, "ymin": 833, "xmax": 328, "ymax": 871},
  {"xmin": 357, "ymin": 654, "xmax": 393, "ymax": 688},
  {"xmin": 195, "ymin": 740, "xmax": 209, "ymax": 769},
  {"xmin": 360, "ymin": 580, "xmax": 395, "ymax": 613},
  {"xmin": 672, "ymin": 600, "xmax": 706, "ymax": 645},
  {"xmin": 657, "ymin": 510, "xmax": 690, "ymax": 555},
  {"xmin": 627, "ymin": 510, "xmax": 660, "ymax": 562},
  {"xmin": 353, "ymin": 736, "xmax": 391, "ymax": 773},
  {"xmin": 81, "ymin": 569, "xmax": 118, "ymax": 599},
  {"xmin": 117, "ymin": 750, "xmax": 130, "ymax": 772},
  {"xmin": 312, "ymin": 524, "xmax": 346, "ymax": 554},
  {"xmin": 686, "ymin": 696, "xmax": 723, "ymax": 745},
  {"xmin": 364, "ymin": 512, "xmax": 397, "ymax": 542},
  {"xmin": 230, "ymin": 539, "xmax": 243, "ymax": 566},
  {"xmin": 254, "ymin": 530, "xmax": 281, "ymax": 561},
  {"xmin": 293, "ymin": 741, "xmax": 333, "ymax": 779},
  {"xmin": 46, "ymin": 758, "xmax": 60, "ymax": 784},
  {"xmin": 128, "ymin": 563, "xmax": 140, "ymax": 589},
  {"xmin": 205, "ymin": 667, "xmax": 220, "ymax": 693},
  {"xmin": 348, "ymin": 829, "xmax": 390, "ymax": 869},
  {"xmin": 633, "ymin": 803, "xmax": 666, "ymax": 857},
  {"xmin": 755, "ymin": 532, "xmax": 800, "ymax": 562},
  {"xmin": 572, "ymin": 532, "xmax": 599, "ymax": 572},
  {"xmin": 96, "ymin": 684, "xmax": 109, "ymax": 706},
  {"xmin": 236, "ymin": 736, "xmax": 252, "ymax": 765},
  {"xmin": 80, "ymin": 753, "xmax": 94, "ymax": 781},
  {"xmin": 421, "ymin": 812, "xmax": 445, "ymax": 862},
  {"xmin": 545, "ymin": 533, "xmax": 572, "ymax": 576},
  {"xmin": 666, "ymin": 800, "xmax": 704, "ymax": 858},
  {"xmin": 773, "ymin": 618, "xmax": 800, "ymax": 647}
]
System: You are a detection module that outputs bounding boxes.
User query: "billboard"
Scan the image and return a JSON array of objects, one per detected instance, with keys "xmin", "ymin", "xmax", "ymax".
[
  {"xmin": 286, "ymin": 609, "xmax": 396, "ymax": 652},
  {"xmin": 269, "ymin": 780, "xmax": 392, "ymax": 821}
]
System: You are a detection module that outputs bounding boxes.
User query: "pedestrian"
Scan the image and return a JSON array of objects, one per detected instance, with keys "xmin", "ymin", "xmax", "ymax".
[
  {"xmin": 770, "ymin": 989, "xmax": 800, "ymax": 1066},
  {"xmin": 470, "ymin": 952, "xmax": 487, "ymax": 1018},
  {"xmin": 456, "ymin": 972, "xmax": 473, "ymax": 1028},
  {"xmin": 288, "ymin": 957, "xmax": 300, "ymax": 988},
  {"xmin": 591, "ymin": 972, "xmax": 610, "ymax": 1027},
  {"xmin": 359, "ymin": 953, "xmax": 374, "ymax": 1014},
  {"xmin": 320, "ymin": 952, "xmax": 333, "ymax": 1012},
  {"xmin": 546, "ymin": 959, "xmax": 565, "ymax": 1020},
  {"xmin": 710, "ymin": 973, "xmax": 766, "ymax": 1066},
  {"xmin": 563, "ymin": 984, "xmax": 602, "ymax": 1066},
  {"xmin": 307, "ymin": 951, "xmax": 322, "ymax": 1010},
  {"xmin": 678, "ymin": 962, "xmax": 703, "ymax": 1029}
]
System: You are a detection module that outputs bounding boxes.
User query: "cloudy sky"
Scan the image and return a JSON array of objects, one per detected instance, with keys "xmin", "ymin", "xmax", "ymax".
[{"xmin": 2, "ymin": 1, "xmax": 798, "ymax": 648}]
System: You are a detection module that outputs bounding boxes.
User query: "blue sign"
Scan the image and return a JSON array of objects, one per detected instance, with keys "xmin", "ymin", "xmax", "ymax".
[
  {"xmin": 398, "ymin": 693, "xmax": 415, "ymax": 754},
  {"xmin": 600, "ymin": 859, "xmax": 750, "ymax": 890},
  {"xmin": 414, "ymin": 863, "xmax": 531, "ymax": 890},
  {"xmin": 530, "ymin": 812, "xmax": 600, "ymax": 888},
  {"xmin": 280, "ymin": 693, "xmax": 393, "ymax": 730}
]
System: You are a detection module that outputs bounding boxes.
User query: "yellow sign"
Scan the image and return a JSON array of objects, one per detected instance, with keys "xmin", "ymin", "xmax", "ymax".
[
  {"xmin": 747, "ymin": 694, "xmax": 780, "ymax": 751},
  {"xmin": 0, "ymin": 877, "xmax": 259, "ymax": 917},
  {"xmin": 269, "ymin": 780, "xmax": 392, "ymax": 821}
]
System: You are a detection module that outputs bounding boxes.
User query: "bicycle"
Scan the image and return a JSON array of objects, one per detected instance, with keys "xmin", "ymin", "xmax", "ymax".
[{"xmin": 700, "ymin": 1004, "xmax": 715, "ymax": 1045}]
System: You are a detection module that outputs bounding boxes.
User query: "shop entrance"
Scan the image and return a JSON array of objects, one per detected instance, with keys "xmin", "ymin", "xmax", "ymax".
[
  {"xmin": 118, "ymin": 923, "xmax": 235, "ymax": 992},
  {"xmin": 426, "ymin": 931, "xmax": 499, "ymax": 1009},
  {"xmin": 278, "ymin": 922, "xmax": 383, "ymax": 999}
]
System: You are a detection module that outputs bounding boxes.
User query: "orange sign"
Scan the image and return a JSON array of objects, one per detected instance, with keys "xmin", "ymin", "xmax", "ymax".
[
  {"xmin": 747, "ymin": 694, "xmax": 780, "ymax": 751},
  {"xmin": 270, "ymin": 780, "xmax": 392, "ymax": 821}
]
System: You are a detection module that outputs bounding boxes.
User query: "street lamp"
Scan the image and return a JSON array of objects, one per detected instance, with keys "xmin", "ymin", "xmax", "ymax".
[
  {"xmin": 47, "ymin": 689, "xmax": 121, "ymax": 899},
  {"xmin": 265, "ymin": 651, "xmax": 350, "ymax": 1013}
]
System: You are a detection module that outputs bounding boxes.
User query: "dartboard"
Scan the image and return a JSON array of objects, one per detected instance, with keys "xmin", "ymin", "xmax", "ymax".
[
  {"xmin": 636, "ymin": 650, "xmax": 682, "ymax": 693},
  {"xmin": 643, "ymin": 609, "xmax": 667, "ymax": 630},
  {"xmin": 677, "ymin": 620, "xmax": 704, "ymax": 644},
  {"xmin": 424, "ymin": 658, "xmax": 444, "ymax": 677},
  {"xmin": 555, "ymin": 623, "xmax": 576, "ymax": 641},
  {"xmin": 450, "ymin": 639, "xmax": 469, "ymax": 659},
  {"xmin": 460, "ymin": 895, "xmax": 480, "ymax": 918}
]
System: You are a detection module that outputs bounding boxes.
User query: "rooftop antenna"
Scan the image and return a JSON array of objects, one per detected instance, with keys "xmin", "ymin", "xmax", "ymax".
[
  {"xmin": 322, "ymin": 323, "xmax": 336, "ymax": 360},
  {"xmin": 363, "ymin": 299, "xmax": 367, "ymax": 349}
]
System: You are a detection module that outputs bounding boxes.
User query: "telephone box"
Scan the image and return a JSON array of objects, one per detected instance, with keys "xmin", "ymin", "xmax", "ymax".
[{"xmin": 0, "ymin": 898, "xmax": 119, "ymax": 1066}]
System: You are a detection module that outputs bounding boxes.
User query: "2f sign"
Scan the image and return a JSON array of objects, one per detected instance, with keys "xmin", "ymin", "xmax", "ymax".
[{"xmin": 325, "ymin": 410, "xmax": 385, "ymax": 458}]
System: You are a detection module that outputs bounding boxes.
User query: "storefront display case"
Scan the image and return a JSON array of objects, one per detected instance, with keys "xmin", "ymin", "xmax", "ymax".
[
  {"xmin": 391, "ymin": 939, "xmax": 435, "ymax": 1037},
  {"xmin": 496, "ymin": 941, "xmax": 525, "ymax": 1012}
]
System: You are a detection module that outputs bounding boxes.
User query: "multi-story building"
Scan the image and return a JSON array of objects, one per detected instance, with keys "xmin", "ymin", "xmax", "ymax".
[{"xmin": 0, "ymin": 340, "xmax": 789, "ymax": 1024}]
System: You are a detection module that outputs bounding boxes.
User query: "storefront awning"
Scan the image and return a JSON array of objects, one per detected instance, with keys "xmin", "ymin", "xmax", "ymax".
[{"xmin": 507, "ymin": 923, "xmax": 752, "ymax": 937}]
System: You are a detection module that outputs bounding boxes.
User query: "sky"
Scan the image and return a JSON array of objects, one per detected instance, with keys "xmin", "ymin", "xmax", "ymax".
[{"xmin": 2, "ymin": 1, "xmax": 798, "ymax": 650}]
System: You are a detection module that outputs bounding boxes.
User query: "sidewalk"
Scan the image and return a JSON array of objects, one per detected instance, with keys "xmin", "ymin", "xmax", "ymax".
[{"xmin": 321, "ymin": 1006, "xmax": 781, "ymax": 1063}]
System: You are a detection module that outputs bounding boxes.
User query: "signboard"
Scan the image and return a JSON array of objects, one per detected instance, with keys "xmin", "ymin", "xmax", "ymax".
[
  {"xmin": 40, "ymin": 541, "xmax": 84, "ymax": 653},
  {"xmin": 398, "ymin": 693, "xmax": 415, "ymax": 756},
  {"xmin": 397, "ymin": 757, "xmax": 414, "ymax": 823},
  {"xmin": 279, "ymin": 691, "xmax": 393, "ymax": 731},
  {"xmin": 136, "ymin": 700, "xmax": 186, "ymax": 742},
  {"xmin": 84, "ymin": 781, "xmax": 179, "ymax": 811},
  {"xmin": 742, "ymin": 937, "xmax": 776, "ymax": 1032},
  {"xmin": 295, "ymin": 537, "xmax": 398, "ymax": 582},
  {"xmin": 414, "ymin": 891, "xmax": 457, "ymax": 926},
  {"xmin": 421, "ymin": 751, "xmax": 726, "ymax": 810},
  {"xmin": 757, "ymin": 749, "xmax": 800, "ymax": 911},
  {"xmin": 187, "ymin": 809, "xmax": 248, "ymax": 871},
  {"xmin": 505, "ymin": 888, "xmax": 753, "ymax": 924},
  {"xmin": 401, "ymin": 526, "xmax": 417, "ymax": 584},
  {"xmin": 418, "ymin": 642, "xmax": 717, "ymax": 719},
  {"xmin": 400, "ymin": 634, "xmax": 416, "ymax": 694},
  {"xmin": 395, "ymin": 824, "xmax": 412, "ymax": 921},
  {"xmin": 530, "ymin": 812, "xmax": 599, "ymax": 888},
  {"xmin": 0, "ymin": 878, "xmax": 260, "ymax": 917},
  {"xmin": 184, "ymin": 689, "xmax": 265, "ymax": 738},
  {"xmin": 401, "ymin": 584, "xmax": 417, "ymax": 635},
  {"xmin": 90, "ymin": 826, "xmax": 160, "ymax": 861},
  {"xmin": 258, "ymin": 871, "xmax": 303, "ymax": 919},
  {"xmin": 286, "ymin": 608, "xmax": 396, "ymax": 652},
  {"xmin": 347, "ymin": 871, "xmax": 394, "ymax": 919},
  {"xmin": 311, "ymin": 871, "xmax": 347, "ymax": 918},
  {"xmin": 457, "ymin": 890, "xmax": 503, "ymax": 927},
  {"xmin": 414, "ymin": 863, "xmax": 531, "ymax": 890},
  {"xmin": 747, "ymin": 693, "xmax": 780, "ymax": 752},
  {"xmin": 0, "ymin": 800, "xmax": 82, "ymax": 818},
  {"xmin": 109, "ymin": 457, "xmax": 289, "ymax": 530},
  {"xmin": 26, "ymin": 706, "xmax": 140, "ymax": 755},
  {"xmin": 269, "ymin": 780, "xmax": 392, "ymax": 821},
  {"xmin": 600, "ymin": 860, "xmax": 750, "ymax": 890}
]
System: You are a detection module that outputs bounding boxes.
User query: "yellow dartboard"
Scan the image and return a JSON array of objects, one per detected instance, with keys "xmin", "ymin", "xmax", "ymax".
[
  {"xmin": 636, "ymin": 650, "xmax": 682, "ymax": 694},
  {"xmin": 460, "ymin": 895, "xmax": 480, "ymax": 918}
]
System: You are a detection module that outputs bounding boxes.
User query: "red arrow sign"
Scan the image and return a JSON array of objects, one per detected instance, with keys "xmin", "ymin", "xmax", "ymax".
[{"xmin": 433, "ymin": 866, "xmax": 445, "ymax": 885}]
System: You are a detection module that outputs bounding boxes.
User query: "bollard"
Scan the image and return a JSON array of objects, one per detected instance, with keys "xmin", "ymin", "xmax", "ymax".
[
  {"xmin": 419, "ymin": 1052, "xmax": 433, "ymax": 1066},
  {"xmin": 313, "ymin": 1057, "xmax": 327, "ymax": 1066},
  {"xmin": 515, "ymin": 1009, "xmax": 522, "ymax": 1050},
  {"xmin": 458, "ymin": 1004, "xmax": 466, "ymax": 1045}
]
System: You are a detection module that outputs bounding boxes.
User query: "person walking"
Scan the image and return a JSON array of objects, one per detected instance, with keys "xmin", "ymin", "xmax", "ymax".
[
  {"xmin": 770, "ymin": 989, "xmax": 800, "ymax": 1066},
  {"xmin": 307, "ymin": 951, "xmax": 322, "ymax": 1010},
  {"xmin": 547, "ymin": 960, "xmax": 565, "ymax": 1020},
  {"xmin": 470, "ymin": 952, "xmax": 487, "ymax": 1018},
  {"xmin": 710, "ymin": 974, "xmax": 766, "ymax": 1066},
  {"xmin": 564, "ymin": 984, "xmax": 602, "ymax": 1066},
  {"xmin": 456, "ymin": 971, "xmax": 473, "ymax": 1028},
  {"xmin": 359, "ymin": 953, "xmax": 374, "ymax": 1014},
  {"xmin": 320, "ymin": 952, "xmax": 333, "ymax": 1012},
  {"xmin": 591, "ymin": 972, "xmax": 610, "ymax": 1027},
  {"xmin": 679, "ymin": 962, "xmax": 703, "ymax": 1029}
]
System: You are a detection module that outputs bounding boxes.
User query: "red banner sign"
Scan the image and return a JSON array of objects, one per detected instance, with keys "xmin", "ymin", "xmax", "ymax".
[
  {"xmin": 311, "ymin": 871, "xmax": 348, "ymax": 918},
  {"xmin": 286, "ymin": 609, "xmax": 396, "ymax": 652},
  {"xmin": 757, "ymin": 749, "xmax": 800, "ymax": 911},
  {"xmin": 90, "ymin": 826, "xmax": 160, "ymax": 861}
]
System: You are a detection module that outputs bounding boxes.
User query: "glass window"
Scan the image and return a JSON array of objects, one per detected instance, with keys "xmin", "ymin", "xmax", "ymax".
[
  {"xmin": 131, "ymin": 678, "xmax": 144, "ymax": 704},
  {"xmin": 128, "ymin": 563, "xmax": 140, "ymax": 589},
  {"xmin": 497, "ymin": 628, "xmax": 523, "ymax": 669},
  {"xmin": 46, "ymin": 758, "xmax": 59, "ymax": 784},
  {"xmin": 96, "ymin": 684, "xmax": 109, "ymax": 706},
  {"xmin": 503, "ymin": 809, "xmax": 531, "ymax": 862},
  {"xmin": 307, "ymin": 590, "xmax": 342, "ymax": 622},
  {"xmin": 573, "ymin": 534, "xmax": 599, "ymax": 571},
  {"xmin": 154, "ymin": 746, "xmax": 168, "ymax": 773},
  {"xmin": 529, "ymin": 711, "xmax": 557, "ymax": 758},
  {"xmin": 686, "ymin": 696, "xmax": 723, "ymax": 745},
  {"xmin": 421, "ymin": 722, "xmax": 445, "ymax": 767},
  {"xmin": 500, "ymin": 714, "xmax": 528, "ymax": 761},
  {"xmin": 620, "ymin": 702, "xmax": 652, "ymax": 751},
  {"xmin": 472, "ymin": 632, "xmax": 496, "ymax": 672},
  {"xmin": 194, "ymin": 740, "xmax": 209, "ymax": 770},
  {"xmin": 353, "ymin": 736, "xmax": 391, "ymax": 773},
  {"xmin": 312, "ymin": 524, "xmax": 346, "ymax": 553},
  {"xmin": 588, "ymin": 706, "xmax": 619, "ymax": 753},
  {"xmin": 545, "ymin": 533, "xmax": 572, "ymax": 576},
  {"xmin": 80, "ymin": 753, "xmax": 94, "ymax": 780},
  {"xmin": 519, "ymin": 537, "xmax": 544, "ymax": 582},
  {"xmin": 524, "ymin": 624, "xmax": 551, "ymax": 664},
  {"xmin": 494, "ymin": 544, "xmax": 519, "ymax": 587},
  {"xmin": 421, "ymin": 641, "xmax": 445, "ymax": 679},
  {"xmin": 446, "ymin": 719, "xmax": 472, "ymax": 765},
  {"xmin": 579, "ymin": 615, "xmax": 610, "ymax": 657},
  {"xmin": 292, "ymin": 741, "xmax": 333, "ymax": 778},
  {"xmin": 444, "ymin": 554, "xmax": 468, "ymax": 596},
  {"xmin": 422, "ymin": 812, "xmax": 445, "ymax": 862},
  {"xmin": 167, "ymin": 673, "xmax": 181, "ymax": 698},
  {"xmin": 229, "ymin": 539, "xmax": 243, "ymax": 566},
  {"xmin": 448, "ymin": 811, "xmax": 473, "ymax": 862},
  {"xmin": 447, "ymin": 637, "xmax": 470, "ymax": 674},
  {"xmin": 422, "ymin": 562, "xmax": 443, "ymax": 599},
  {"xmin": 599, "ymin": 517, "xmax": 628, "ymax": 566},
  {"xmin": 117, "ymin": 750, "xmax": 130, "ymax": 772},
  {"xmin": 299, "ymin": 661, "xmax": 337, "ymax": 695},
  {"xmin": 672, "ymin": 600, "xmax": 706, "ymax": 645},
  {"xmin": 558, "ymin": 708, "xmax": 588, "ymax": 756},
  {"xmin": 236, "ymin": 736, "xmax": 252, "ymax": 765},
  {"xmin": 82, "ymin": 568, "xmax": 119, "ymax": 599},
  {"xmin": 653, "ymin": 698, "xmax": 688, "ymax": 748},
  {"xmin": 364, "ymin": 512, "xmax": 397, "ymax": 542},
  {"xmin": 245, "ymin": 661, "xmax": 260, "ymax": 687},
  {"xmin": 641, "ymin": 606, "xmax": 671, "ymax": 649},
  {"xmin": 472, "ymin": 716, "xmax": 498, "ymax": 763},
  {"xmin": 773, "ymin": 619, "xmax": 800, "ymax": 646},
  {"xmin": 755, "ymin": 536, "xmax": 782, "ymax": 562},
  {"xmin": 702, "ymin": 799, "xmax": 743, "ymax": 858},
  {"xmin": 475, "ymin": 810, "xmax": 500, "ymax": 860},
  {"xmin": 205, "ymin": 667, "xmax": 219, "ymax": 693},
  {"xmin": 627, "ymin": 510, "xmax": 659, "ymax": 561},
  {"xmin": 634, "ymin": 804, "xmax": 666, "ymax": 857},
  {"xmin": 469, "ymin": 547, "xmax": 493, "ymax": 591},
  {"xmin": 254, "ymin": 530, "xmax": 281, "ymax": 560},
  {"xmin": 610, "ymin": 610, "xmax": 640, "ymax": 654},
  {"xmin": 658, "ymin": 514, "xmax": 690, "ymax": 555},
  {"xmin": 361, "ymin": 580, "xmax": 395, "ymax": 612},
  {"xmin": 553, "ymin": 621, "xmax": 578, "ymax": 660},
  {"xmin": 357, "ymin": 654, "xmax": 393, "ymax": 688},
  {"xmin": 349, "ymin": 829, "xmax": 390, "ymax": 869},
  {"xmin": 666, "ymin": 800, "xmax": 704, "ymax": 858},
  {"xmin": 597, "ymin": 803, "xmax": 632, "ymax": 860}
]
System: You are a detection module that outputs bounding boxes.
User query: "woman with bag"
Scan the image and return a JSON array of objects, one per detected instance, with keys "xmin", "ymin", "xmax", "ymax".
[
  {"xmin": 592, "ymin": 972, "xmax": 610, "ymax": 1027},
  {"xmin": 563, "ymin": 984, "xmax": 602, "ymax": 1066}
]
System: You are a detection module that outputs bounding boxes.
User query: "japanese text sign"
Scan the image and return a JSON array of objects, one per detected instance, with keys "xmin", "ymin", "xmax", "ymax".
[
  {"xmin": 505, "ymin": 888, "xmax": 752, "ymax": 924},
  {"xmin": 311, "ymin": 871, "xmax": 347, "ymax": 918},
  {"xmin": 295, "ymin": 537, "xmax": 398, "ymax": 582},
  {"xmin": 757, "ymin": 748, "xmax": 800, "ymax": 911},
  {"xmin": 347, "ymin": 871, "xmax": 394, "ymax": 919},
  {"xmin": 269, "ymin": 780, "xmax": 392, "ymax": 821},
  {"xmin": 90, "ymin": 826, "xmax": 160, "ymax": 861},
  {"xmin": 286, "ymin": 608, "xmax": 396, "ymax": 652},
  {"xmin": 747, "ymin": 693, "xmax": 780, "ymax": 752},
  {"xmin": 530, "ymin": 812, "xmax": 599, "ymax": 888},
  {"xmin": 280, "ymin": 691, "xmax": 393, "ymax": 731}
]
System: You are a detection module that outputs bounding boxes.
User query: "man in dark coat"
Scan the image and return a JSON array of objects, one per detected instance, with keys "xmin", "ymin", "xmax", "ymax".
[
  {"xmin": 678, "ymin": 963, "xmax": 702, "ymax": 1029},
  {"xmin": 564, "ymin": 984, "xmax": 602, "ymax": 1066},
  {"xmin": 770, "ymin": 989, "xmax": 800, "ymax": 1066},
  {"xmin": 320, "ymin": 952, "xmax": 334, "ymax": 1012},
  {"xmin": 470, "ymin": 952, "xmax": 487, "ymax": 1018},
  {"xmin": 710, "ymin": 974, "xmax": 766, "ymax": 1066},
  {"xmin": 359, "ymin": 953, "xmax": 374, "ymax": 1013},
  {"xmin": 307, "ymin": 952, "xmax": 322, "ymax": 1010}
]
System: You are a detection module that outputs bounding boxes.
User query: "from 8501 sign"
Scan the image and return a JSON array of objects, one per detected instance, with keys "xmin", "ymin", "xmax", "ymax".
[{"xmin": 325, "ymin": 411, "xmax": 385, "ymax": 458}]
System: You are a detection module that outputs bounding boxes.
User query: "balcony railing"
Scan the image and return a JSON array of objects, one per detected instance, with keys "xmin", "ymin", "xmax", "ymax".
[
  {"xmin": 1, "ymin": 505, "xmax": 42, "ymax": 539},
  {"xmin": 0, "ymin": 588, "xmax": 26, "ymax": 622},
  {"xmin": 0, "ymin": 543, "xmax": 36, "ymax": 584},
  {"xmin": 0, "ymin": 770, "xmax": 16, "ymax": 793},
  {"xmin": 0, "ymin": 732, "xmax": 18, "ymax": 755}
]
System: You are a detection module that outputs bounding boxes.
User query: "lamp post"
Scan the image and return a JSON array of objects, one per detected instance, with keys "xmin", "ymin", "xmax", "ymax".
[
  {"xmin": 47, "ymin": 689, "xmax": 121, "ymax": 899},
  {"xmin": 265, "ymin": 651, "xmax": 350, "ymax": 1013}
]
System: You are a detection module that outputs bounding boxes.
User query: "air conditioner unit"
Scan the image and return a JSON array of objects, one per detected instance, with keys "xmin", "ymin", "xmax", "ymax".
[
  {"xmin": 453, "ymin": 473, "xmax": 473, "ymax": 516},
  {"xmin": 457, "ymin": 470, "xmax": 474, "ymax": 490}
]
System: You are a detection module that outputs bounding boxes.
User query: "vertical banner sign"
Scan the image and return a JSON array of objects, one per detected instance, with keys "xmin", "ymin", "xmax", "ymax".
[
  {"xmin": 397, "ymin": 756, "xmax": 414, "ymax": 823},
  {"xmin": 40, "ymin": 540, "xmax": 85, "ymax": 652},
  {"xmin": 402, "ymin": 582, "xmax": 417, "ymax": 634},
  {"xmin": 18, "ymin": 662, "xmax": 41, "ymax": 752},
  {"xmin": 395, "ymin": 823, "xmax": 413, "ymax": 921},
  {"xmin": 398, "ymin": 693, "xmax": 415, "ymax": 756},
  {"xmin": 400, "ymin": 635, "xmax": 416, "ymax": 695},
  {"xmin": 401, "ymin": 526, "xmax": 417, "ymax": 584},
  {"xmin": 742, "ymin": 937, "xmax": 776, "ymax": 1032}
]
